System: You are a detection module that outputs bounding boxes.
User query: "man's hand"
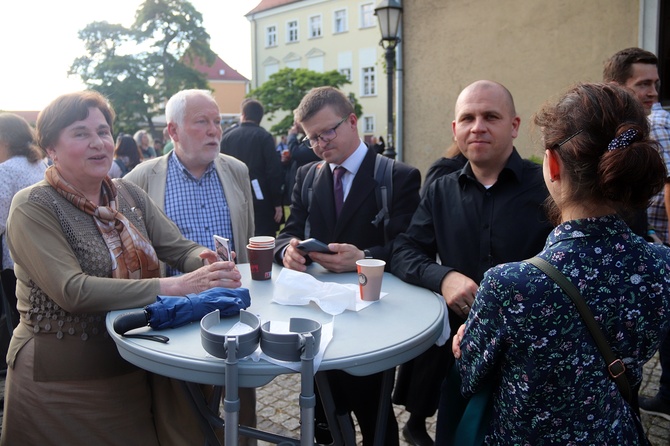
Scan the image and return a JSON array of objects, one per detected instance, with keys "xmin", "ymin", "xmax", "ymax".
[
  {"xmin": 273, "ymin": 206, "xmax": 283, "ymax": 223},
  {"xmin": 441, "ymin": 270, "xmax": 478, "ymax": 318},
  {"xmin": 282, "ymin": 238, "xmax": 309, "ymax": 272},
  {"xmin": 309, "ymin": 243, "xmax": 364, "ymax": 273}
]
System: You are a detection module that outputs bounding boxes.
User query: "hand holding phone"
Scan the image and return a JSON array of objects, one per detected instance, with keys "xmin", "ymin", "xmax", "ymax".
[
  {"xmin": 296, "ymin": 238, "xmax": 334, "ymax": 254},
  {"xmin": 213, "ymin": 235, "xmax": 231, "ymax": 261}
]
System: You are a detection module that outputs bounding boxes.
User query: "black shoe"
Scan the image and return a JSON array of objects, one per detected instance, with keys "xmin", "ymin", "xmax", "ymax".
[
  {"xmin": 639, "ymin": 395, "xmax": 670, "ymax": 421},
  {"xmin": 402, "ymin": 424, "xmax": 434, "ymax": 446},
  {"xmin": 315, "ymin": 422, "xmax": 333, "ymax": 445}
]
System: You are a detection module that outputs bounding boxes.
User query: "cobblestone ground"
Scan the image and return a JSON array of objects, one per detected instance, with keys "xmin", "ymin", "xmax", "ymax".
[{"xmin": 0, "ymin": 355, "xmax": 667, "ymax": 444}]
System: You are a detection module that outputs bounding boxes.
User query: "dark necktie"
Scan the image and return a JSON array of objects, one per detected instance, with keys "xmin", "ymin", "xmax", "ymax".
[{"xmin": 333, "ymin": 166, "xmax": 345, "ymax": 217}]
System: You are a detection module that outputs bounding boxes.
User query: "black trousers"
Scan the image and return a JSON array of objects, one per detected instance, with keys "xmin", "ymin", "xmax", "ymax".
[
  {"xmin": 0, "ymin": 269, "xmax": 18, "ymax": 369},
  {"xmin": 315, "ymin": 369, "xmax": 399, "ymax": 446}
]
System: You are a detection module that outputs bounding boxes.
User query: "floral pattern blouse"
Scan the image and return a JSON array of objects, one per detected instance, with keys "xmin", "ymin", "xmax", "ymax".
[{"xmin": 458, "ymin": 215, "xmax": 670, "ymax": 445}]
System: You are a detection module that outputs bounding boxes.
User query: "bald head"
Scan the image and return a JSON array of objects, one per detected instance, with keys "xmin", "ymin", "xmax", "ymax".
[
  {"xmin": 456, "ymin": 80, "xmax": 517, "ymax": 117},
  {"xmin": 452, "ymin": 80, "xmax": 520, "ymax": 184}
]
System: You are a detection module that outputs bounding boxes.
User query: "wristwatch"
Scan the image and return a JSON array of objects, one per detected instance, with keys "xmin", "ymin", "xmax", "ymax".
[{"xmin": 363, "ymin": 249, "xmax": 373, "ymax": 259}]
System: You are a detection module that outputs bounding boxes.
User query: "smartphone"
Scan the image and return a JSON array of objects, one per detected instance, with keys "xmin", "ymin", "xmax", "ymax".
[
  {"xmin": 213, "ymin": 235, "xmax": 231, "ymax": 261},
  {"xmin": 296, "ymin": 238, "xmax": 334, "ymax": 254}
]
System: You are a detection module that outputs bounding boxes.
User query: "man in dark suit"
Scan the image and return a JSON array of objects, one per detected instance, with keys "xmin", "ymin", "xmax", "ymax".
[
  {"xmin": 274, "ymin": 86, "xmax": 421, "ymax": 445},
  {"xmin": 221, "ymin": 98, "xmax": 284, "ymax": 236}
]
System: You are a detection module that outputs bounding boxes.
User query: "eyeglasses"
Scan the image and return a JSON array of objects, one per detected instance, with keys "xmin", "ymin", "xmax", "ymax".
[{"xmin": 302, "ymin": 116, "xmax": 349, "ymax": 149}]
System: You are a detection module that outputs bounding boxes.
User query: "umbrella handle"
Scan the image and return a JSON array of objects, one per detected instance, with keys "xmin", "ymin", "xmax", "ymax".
[
  {"xmin": 113, "ymin": 310, "xmax": 149, "ymax": 334},
  {"xmin": 113, "ymin": 310, "xmax": 169, "ymax": 343},
  {"xmin": 122, "ymin": 333, "xmax": 170, "ymax": 343}
]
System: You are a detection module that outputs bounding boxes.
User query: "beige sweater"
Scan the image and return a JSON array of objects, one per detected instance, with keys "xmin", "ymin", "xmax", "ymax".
[{"xmin": 6, "ymin": 179, "xmax": 205, "ymax": 381}]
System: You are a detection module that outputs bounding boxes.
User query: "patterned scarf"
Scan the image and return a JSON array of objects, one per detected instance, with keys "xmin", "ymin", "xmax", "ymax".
[{"xmin": 45, "ymin": 166, "xmax": 160, "ymax": 280}]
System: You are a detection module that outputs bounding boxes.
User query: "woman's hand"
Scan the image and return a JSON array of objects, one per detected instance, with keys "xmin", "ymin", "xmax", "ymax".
[
  {"xmin": 199, "ymin": 249, "xmax": 236, "ymax": 265},
  {"xmin": 452, "ymin": 324, "xmax": 466, "ymax": 359},
  {"xmin": 160, "ymin": 257, "xmax": 241, "ymax": 295}
]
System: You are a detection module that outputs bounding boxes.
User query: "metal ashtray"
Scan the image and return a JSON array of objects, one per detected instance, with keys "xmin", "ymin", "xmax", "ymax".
[
  {"xmin": 260, "ymin": 318, "xmax": 322, "ymax": 362},
  {"xmin": 200, "ymin": 309, "xmax": 261, "ymax": 359}
]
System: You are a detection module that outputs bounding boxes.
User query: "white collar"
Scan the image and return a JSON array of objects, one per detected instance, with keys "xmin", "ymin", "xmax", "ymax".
[{"xmin": 330, "ymin": 140, "xmax": 367, "ymax": 174}]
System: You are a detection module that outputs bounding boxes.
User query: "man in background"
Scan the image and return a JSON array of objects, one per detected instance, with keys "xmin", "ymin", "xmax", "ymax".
[
  {"xmin": 604, "ymin": 47, "xmax": 670, "ymax": 420},
  {"xmin": 603, "ymin": 47, "xmax": 669, "ymax": 242},
  {"xmin": 221, "ymin": 98, "xmax": 284, "ymax": 236}
]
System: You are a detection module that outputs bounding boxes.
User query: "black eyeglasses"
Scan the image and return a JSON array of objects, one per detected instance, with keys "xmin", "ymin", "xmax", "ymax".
[{"xmin": 302, "ymin": 116, "xmax": 348, "ymax": 149}]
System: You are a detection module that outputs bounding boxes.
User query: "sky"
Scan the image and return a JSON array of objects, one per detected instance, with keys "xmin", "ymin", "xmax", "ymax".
[{"xmin": 0, "ymin": 0, "xmax": 261, "ymax": 111}]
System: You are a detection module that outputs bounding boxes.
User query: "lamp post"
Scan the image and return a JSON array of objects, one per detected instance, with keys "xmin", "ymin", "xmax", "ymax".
[{"xmin": 374, "ymin": 0, "xmax": 402, "ymax": 160}]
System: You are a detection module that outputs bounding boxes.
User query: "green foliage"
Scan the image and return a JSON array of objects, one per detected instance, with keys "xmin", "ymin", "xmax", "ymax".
[
  {"xmin": 248, "ymin": 68, "xmax": 363, "ymax": 136},
  {"xmin": 527, "ymin": 154, "xmax": 543, "ymax": 165},
  {"xmin": 69, "ymin": 0, "xmax": 215, "ymax": 136}
]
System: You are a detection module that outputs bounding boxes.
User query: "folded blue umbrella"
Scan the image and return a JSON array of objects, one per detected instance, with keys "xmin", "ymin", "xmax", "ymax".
[
  {"xmin": 148, "ymin": 288, "xmax": 251, "ymax": 329},
  {"xmin": 113, "ymin": 288, "xmax": 251, "ymax": 341}
]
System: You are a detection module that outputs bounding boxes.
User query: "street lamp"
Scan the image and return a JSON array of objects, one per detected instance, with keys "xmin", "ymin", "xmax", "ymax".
[{"xmin": 374, "ymin": 0, "xmax": 402, "ymax": 160}]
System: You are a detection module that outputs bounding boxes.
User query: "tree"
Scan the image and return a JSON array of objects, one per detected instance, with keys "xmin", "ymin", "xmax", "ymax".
[
  {"xmin": 248, "ymin": 68, "xmax": 363, "ymax": 136},
  {"xmin": 69, "ymin": 0, "xmax": 215, "ymax": 136}
]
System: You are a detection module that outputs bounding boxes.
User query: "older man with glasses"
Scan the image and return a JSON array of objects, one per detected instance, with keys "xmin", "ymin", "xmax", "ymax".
[{"xmin": 274, "ymin": 86, "xmax": 421, "ymax": 445}]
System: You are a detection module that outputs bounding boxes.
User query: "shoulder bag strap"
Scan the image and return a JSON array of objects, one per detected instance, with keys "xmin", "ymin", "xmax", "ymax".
[{"xmin": 526, "ymin": 256, "xmax": 632, "ymax": 404}]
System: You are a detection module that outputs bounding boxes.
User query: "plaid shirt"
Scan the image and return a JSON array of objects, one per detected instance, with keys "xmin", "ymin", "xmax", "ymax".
[
  {"xmin": 164, "ymin": 152, "xmax": 234, "ymax": 276},
  {"xmin": 648, "ymin": 102, "xmax": 670, "ymax": 243}
]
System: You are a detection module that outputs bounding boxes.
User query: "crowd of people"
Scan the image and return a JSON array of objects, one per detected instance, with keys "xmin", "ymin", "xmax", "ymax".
[{"xmin": 0, "ymin": 46, "xmax": 669, "ymax": 445}]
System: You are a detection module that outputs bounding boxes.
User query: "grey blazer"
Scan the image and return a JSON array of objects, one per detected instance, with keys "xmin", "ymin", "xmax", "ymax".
[{"xmin": 125, "ymin": 150, "xmax": 255, "ymax": 264}]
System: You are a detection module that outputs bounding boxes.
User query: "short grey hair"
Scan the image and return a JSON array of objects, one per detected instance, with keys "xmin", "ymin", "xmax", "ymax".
[{"xmin": 165, "ymin": 89, "xmax": 216, "ymax": 127}]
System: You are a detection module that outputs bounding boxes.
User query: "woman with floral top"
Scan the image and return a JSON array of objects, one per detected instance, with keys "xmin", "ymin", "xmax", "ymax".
[{"xmin": 451, "ymin": 83, "xmax": 670, "ymax": 445}]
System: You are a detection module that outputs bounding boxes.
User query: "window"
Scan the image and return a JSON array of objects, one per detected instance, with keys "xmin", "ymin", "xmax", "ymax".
[
  {"xmin": 362, "ymin": 66, "xmax": 376, "ymax": 96},
  {"xmin": 338, "ymin": 51, "xmax": 353, "ymax": 81},
  {"xmin": 284, "ymin": 52, "xmax": 301, "ymax": 69},
  {"xmin": 308, "ymin": 56, "xmax": 324, "ymax": 72},
  {"xmin": 266, "ymin": 26, "xmax": 277, "ymax": 47},
  {"xmin": 363, "ymin": 116, "xmax": 375, "ymax": 133},
  {"xmin": 264, "ymin": 63, "xmax": 279, "ymax": 82},
  {"xmin": 334, "ymin": 9, "xmax": 348, "ymax": 33},
  {"xmin": 287, "ymin": 20, "xmax": 299, "ymax": 43},
  {"xmin": 360, "ymin": 3, "xmax": 375, "ymax": 28},
  {"xmin": 309, "ymin": 15, "xmax": 322, "ymax": 39}
]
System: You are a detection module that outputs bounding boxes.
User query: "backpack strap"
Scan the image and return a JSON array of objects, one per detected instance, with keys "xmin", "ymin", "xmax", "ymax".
[
  {"xmin": 302, "ymin": 156, "xmax": 394, "ymax": 242},
  {"xmin": 371, "ymin": 154, "xmax": 395, "ymax": 244},
  {"xmin": 301, "ymin": 161, "xmax": 326, "ymax": 239}
]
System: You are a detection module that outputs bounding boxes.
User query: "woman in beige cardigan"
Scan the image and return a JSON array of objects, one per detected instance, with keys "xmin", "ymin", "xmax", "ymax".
[{"xmin": 1, "ymin": 90, "xmax": 242, "ymax": 445}]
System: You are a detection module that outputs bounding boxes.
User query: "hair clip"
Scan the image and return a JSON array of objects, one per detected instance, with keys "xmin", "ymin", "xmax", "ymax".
[
  {"xmin": 607, "ymin": 128, "xmax": 638, "ymax": 151},
  {"xmin": 554, "ymin": 129, "xmax": 583, "ymax": 149}
]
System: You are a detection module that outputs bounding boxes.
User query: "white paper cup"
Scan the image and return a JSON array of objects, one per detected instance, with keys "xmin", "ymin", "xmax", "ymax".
[
  {"xmin": 249, "ymin": 236, "xmax": 275, "ymax": 249},
  {"xmin": 356, "ymin": 259, "xmax": 386, "ymax": 301}
]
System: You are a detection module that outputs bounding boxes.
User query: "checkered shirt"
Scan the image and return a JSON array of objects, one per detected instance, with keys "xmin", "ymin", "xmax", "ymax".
[
  {"xmin": 164, "ymin": 152, "xmax": 234, "ymax": 276},
  {"xmin": 648, "ymin": 103, "xmax": 670, "ymax": 243}
]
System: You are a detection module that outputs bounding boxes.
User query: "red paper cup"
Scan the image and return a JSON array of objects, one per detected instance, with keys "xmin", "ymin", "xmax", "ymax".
[{"xmin": 247, "ymin": 244, "xmax": 274, "ymax": 280}]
